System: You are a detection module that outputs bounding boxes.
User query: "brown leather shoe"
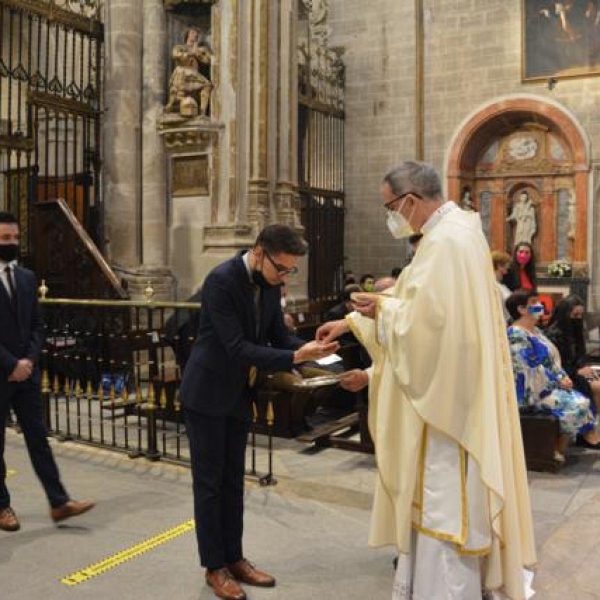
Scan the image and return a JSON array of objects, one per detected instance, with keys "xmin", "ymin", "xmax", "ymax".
[
  {"xmin": 51, "ymin": 500, "xmax": 95, "ymax": 523},
  {"xmin": 0, "ymin": 507, "xmax": 20, "ymax": 532},
  {"xmin": 227, "ymin": 559, "xmax": 276, "ymax": 587},
  {"xmin": 205, "ymin": 568, "xmax": 246, "ymax": 600}
]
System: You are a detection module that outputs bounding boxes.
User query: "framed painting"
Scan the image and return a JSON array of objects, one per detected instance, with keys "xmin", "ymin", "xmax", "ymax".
[{"xmin": 523, "ymin": 1, "xmax": 600, "ymax": 81}]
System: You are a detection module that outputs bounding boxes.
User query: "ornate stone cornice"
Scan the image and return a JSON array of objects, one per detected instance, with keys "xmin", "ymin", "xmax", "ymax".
[
  {"xmin": 203, "ymin": 224, "xmax": 255, "ymax": 251},
  {"xmin": 158, "ymin": 115, "xmax": 223, "ymax": 150}
]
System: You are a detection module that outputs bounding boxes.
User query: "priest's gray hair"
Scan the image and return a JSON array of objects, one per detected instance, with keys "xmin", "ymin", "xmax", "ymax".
[{"xmin": 383, "ymin": 161, "xmax": 442, "ymax": 201}]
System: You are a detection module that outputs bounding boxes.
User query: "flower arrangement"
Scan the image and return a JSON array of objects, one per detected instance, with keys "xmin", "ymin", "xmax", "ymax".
[{"xmin": 547, "ymin": 259, "xmax": 572, "ymax": 278}]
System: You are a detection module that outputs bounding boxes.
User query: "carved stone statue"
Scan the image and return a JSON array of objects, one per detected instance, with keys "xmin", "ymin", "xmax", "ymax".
[
  {"xmin": 166, "ymin": 28, "xmax": 212, "ymax": 118},
  {"xmin": 461, "ymin": 188, "xmax": 475, "ymax": 211},
  {"xmin": 507, "ymin": 190, "xmax": 537, "ymax": 246},
  {"xmin": 567, "ymin": 190, "xmax": 576, "ymax": 240}
]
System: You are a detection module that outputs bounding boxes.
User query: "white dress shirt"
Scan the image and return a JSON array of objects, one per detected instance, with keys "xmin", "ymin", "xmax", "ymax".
[{"xmin": 0, "ymin": 259, "xmax": 17, "ymax": 298}]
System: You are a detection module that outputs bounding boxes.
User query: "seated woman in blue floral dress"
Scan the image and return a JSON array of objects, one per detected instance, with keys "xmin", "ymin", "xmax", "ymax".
[{"xmin": 506, "ymin": 290, "xmax": 600, "ymax": 462}]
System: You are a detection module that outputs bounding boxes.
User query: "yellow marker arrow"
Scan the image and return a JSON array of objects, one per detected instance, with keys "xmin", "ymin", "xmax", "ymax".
[{"xmin": 61, "ymin": 519, "xmax": 196, "ymax": 586}]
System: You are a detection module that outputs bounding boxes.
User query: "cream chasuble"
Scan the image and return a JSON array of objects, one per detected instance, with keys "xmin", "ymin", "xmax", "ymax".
[{"xmin": 347, "ymin": 203, "xmax": 536, "ymax": 600}]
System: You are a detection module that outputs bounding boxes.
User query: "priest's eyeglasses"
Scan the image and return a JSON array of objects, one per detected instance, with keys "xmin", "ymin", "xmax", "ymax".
[
  {"xmin": 264, "ymin": 250, "xmax": 299, "ymax": 276},
  {"xmin": 384, "ymin": 191, "xmax": 422, "ymax": 212}
]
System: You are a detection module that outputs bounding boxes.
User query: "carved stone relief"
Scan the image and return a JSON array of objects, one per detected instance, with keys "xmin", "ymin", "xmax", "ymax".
[
  {"xmin": 172, "ymin": 155, "xmax": 209, "ymax": 196},
  {"xmin": 298, "ymin": 0, "xmax": 345, "ymax": 109}
]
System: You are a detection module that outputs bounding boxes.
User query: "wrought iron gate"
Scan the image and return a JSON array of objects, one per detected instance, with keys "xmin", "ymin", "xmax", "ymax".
[
  {"xmin": 0, "ymin": 0, "xmax": 103, "ymax": 251},
  {"xmin": 297, "ymin": 1, "xmax": 345, "ymax": 306}
]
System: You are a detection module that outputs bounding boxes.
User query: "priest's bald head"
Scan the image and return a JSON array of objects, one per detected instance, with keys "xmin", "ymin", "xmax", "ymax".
[{"xmin": 381, "ymin": 161, "xmax": 445, "ymax": 238}]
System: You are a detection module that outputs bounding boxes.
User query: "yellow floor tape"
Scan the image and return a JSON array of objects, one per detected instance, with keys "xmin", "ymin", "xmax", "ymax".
[
  {"xmin": 61, "ymin": 519, "xmax": 196, "ymax": 586},
  {"xmin": 7, "ymin": 469, "xmax": 16, "ymax": 478}
]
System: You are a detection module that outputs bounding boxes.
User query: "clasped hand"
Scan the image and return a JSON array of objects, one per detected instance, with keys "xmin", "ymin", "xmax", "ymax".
[
  {"xmin": 8, "ymin": 359, "xmax": 33, "ymax": 382},
  {"xmin": 338, "ymin": 369, "xmax": 369, "ymax": 392}
]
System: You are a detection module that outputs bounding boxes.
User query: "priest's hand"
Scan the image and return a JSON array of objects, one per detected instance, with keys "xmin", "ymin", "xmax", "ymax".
[
  {"xmin": 350, "ymin": 292, "xmax": 378, "ymax": 319},
  {"xmin": 316, "ymin": 319, "xmax": 349, "ymax": 343},
  {"xmin": 293, "ymin": 340, "xmax": 340, "ymax": 364},
  {"xmin": 339, "ymin": 369, "xmax": 369, "ymax": 392}
]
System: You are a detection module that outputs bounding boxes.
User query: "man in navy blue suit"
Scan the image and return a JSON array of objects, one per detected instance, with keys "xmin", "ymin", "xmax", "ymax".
[
  {"xmin": 0, "ymin": 212, "xmax": 94, "ymax": 532},
  {"xmin": 181, "ymin": 224, "xmax": 338, "ymax": 600}
]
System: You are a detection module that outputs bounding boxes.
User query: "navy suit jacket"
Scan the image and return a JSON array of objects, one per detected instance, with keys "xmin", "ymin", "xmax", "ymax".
[
  {"xmin": 0, "ymin": 266, "xmax": 44, "ymax": 388},
  {"xmin": 180, "ymin": 254, "xmax": 304, "ymax": 418}
]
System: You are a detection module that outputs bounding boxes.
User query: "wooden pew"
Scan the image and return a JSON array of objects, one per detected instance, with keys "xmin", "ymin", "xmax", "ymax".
[{"xmin": 519, "ymin": 411, "xmax": 561, "ymax": 473}]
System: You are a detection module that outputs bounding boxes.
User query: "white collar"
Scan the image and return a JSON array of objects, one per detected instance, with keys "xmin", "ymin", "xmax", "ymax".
[
  {"xmin": 242, "ymin": 251, "xmax": 253, "ymax": 282},
  {"xmin": 421, "ymin": 201, "xmax": 458, "ymax": 234},
  {"xmin": 0, "ymin": 259, "xmax": 17, "ymax": 270}
]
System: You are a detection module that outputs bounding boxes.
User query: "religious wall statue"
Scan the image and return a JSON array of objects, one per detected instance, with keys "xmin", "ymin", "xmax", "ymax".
[
  {"xmin": 567, "ymin": 190, "xmax": 576, "ymax": 240},
  {"xmin": 166, "ymin": 28, "xmax": 212, "ymax": 118},
  {"xmin": 507, "ymin": 190, "xmax": 537, "ymax": 246},
  {"xmin": 461, "ymin": 187, "xmax": 476, "ymax": 211}
]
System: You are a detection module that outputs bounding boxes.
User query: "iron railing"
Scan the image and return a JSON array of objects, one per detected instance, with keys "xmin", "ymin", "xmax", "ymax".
[{"xmin": 37, "ymin": 295, "xmax": 278, "ymax": 484}]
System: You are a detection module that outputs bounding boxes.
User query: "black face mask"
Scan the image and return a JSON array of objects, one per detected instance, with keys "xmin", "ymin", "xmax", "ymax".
[
  {"xmin": 0, "ymin": 243, "xmax": 19, "ymax": 263},
  {"xmin": 252, "ymin": 269, "xmax": 275, "ymax": 290},
  {"xmin": 570, "ymin": 318, "xmax": 584, "ymax": 332}
]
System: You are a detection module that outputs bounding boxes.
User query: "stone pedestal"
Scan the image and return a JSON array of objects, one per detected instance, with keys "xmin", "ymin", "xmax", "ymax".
[
  {"xmin": 114, "ymin": 266, "xmax": 177, "ymax": 302},
  {"xmin": 159, "ymin": 115, "xmax": 224, "ymax": 298}
]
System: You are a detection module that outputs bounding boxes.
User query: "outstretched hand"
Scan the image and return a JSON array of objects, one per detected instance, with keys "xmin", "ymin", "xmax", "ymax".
[
  {"xmin": 316, "ymin": 319, "xmax": 349, "ymax": 343},
  {"xmin": 294, "ymin": 340, "xmax": 340, "ymax": 364}
]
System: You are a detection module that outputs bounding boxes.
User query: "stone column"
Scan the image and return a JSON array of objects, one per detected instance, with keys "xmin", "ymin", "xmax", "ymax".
[
  {"xmin": 213, "ymin": 0, "xmax": 238, "ymax": 223},
  {"xmin": 103, "ymin": 1, "xmax": 143, "ymax": 268},
  {"xmin": 141, "ymin": 0, "xmax": 168, "ymax": 267},
  {"xmin": 274, "ymin": 0, "xmax": 300, "ymax": 228},
  {"xmin": 247, "ymin": 0, "xmax": 270, "ymax": 230}
]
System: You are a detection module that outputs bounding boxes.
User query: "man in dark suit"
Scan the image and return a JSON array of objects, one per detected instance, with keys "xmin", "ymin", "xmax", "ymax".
[
  {"xmin": 180, "ymin": 224, "xmax": 338, "ymax": 600},
  {"xmin": 0, "ymin": 212, "xmax": 94, "ymax": 532}
]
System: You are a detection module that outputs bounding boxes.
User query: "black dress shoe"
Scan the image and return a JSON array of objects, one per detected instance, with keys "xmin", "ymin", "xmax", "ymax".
[{"xmin": 576, "ymin": 435, "xmax": 600, "ymax": 450}]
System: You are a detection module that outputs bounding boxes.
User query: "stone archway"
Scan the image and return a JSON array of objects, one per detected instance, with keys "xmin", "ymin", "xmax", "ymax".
[{"xmin": 446, "ymin": 97, "xmax": 589, "ymax": 268}]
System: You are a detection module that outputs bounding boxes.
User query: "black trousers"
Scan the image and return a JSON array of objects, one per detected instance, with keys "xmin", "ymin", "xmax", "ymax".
[
  {"xmin": 184, "ymin": 409, "xmax": 250, "ymax": 570},
  {"xmin": 0, "ymin": 380, "xmax": 69, "ymax": 510}
]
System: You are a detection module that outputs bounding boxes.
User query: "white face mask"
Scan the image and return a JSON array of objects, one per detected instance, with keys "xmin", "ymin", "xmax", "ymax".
[{"xmin": 386, "ymin": 208, "xmax": 414, "ymax": 239}]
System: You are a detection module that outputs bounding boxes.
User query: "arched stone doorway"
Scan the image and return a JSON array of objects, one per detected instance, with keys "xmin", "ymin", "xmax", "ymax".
[{"xmin": 447, "ymin": 97, "xmax": 589, "ymax": 272}]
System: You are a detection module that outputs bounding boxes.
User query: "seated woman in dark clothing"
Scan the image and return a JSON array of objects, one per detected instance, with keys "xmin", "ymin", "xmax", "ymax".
[
  {"xmin": 546, "ymin": 295, "xmax": 600, "ymax": 416},
  {"xmin": 506, "ymin": 290, "xmax": 600, "ymax": 461},
  {"xmin": 502, "ymin": 241, "xmax": 537, "ymax": 292}
]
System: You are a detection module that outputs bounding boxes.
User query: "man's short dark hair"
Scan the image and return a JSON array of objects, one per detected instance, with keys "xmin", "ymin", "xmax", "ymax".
[
  {"xmin": 506, "ymin": 289, "xmax": 537, "ymax": 321},
  {"xmin": 391, "ymin": 267, "xmax": 402, "ymax": 278},
  {"xmin": 0, "ymin": 212, "xmax": 18, "ymax": 225},
  {"xmin": 255, "ymin": 224, "xmax": 307, "ymax": 256}
]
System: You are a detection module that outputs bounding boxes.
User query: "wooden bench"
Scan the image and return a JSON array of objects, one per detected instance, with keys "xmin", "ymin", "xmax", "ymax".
[{"xmin": 519, "ymin": 411, "xmax": 561, "ymax": 473}]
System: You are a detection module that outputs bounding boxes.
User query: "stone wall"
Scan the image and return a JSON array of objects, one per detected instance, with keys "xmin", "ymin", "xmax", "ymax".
[
  {"xmin": 329, "ymin": 0, "xmax": 600, "ymax": 308},
  {"xmin": 327, "ymin": 0, "xmax": 415, "ymax": 278}
]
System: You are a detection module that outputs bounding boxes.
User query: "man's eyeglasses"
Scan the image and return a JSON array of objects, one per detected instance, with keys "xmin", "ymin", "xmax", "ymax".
[
  {"xmin": 383, "ymin": 191, "xmax": 422, "ymax": 212},
  {"xmin": 264, "ymin": 250, "xmax": 299, "ymax": 276}
]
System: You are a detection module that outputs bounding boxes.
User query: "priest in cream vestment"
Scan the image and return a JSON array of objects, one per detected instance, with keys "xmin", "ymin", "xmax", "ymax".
[{"xmin": 317, "ymin": 161, "xmax": 536, "ymax": 599}]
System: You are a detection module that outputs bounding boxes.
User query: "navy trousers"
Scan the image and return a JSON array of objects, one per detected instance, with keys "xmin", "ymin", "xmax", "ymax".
[
  {"xmin": 0, "ymin": 379, "xmax": 69, "ymax": 510},
  {"xmin": 185, "ymin": 408, "xmax": 250, "ymax": 570}
]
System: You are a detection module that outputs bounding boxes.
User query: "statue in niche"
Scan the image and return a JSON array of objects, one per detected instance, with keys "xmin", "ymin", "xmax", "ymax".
[
  {"xmin": 567, "ymin": 190, "xmax": 576, "ymax": 240},
  {"xmin": 166, "ymin": 27, "xmax": 212, "ymax": 118},
  {"xmin": 461, "ymin": 187, "xmax": 476, "ymax": 211},
  {"xmin": 507, "ymin": 190, "xmax": 537, "ymax": 246}
]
